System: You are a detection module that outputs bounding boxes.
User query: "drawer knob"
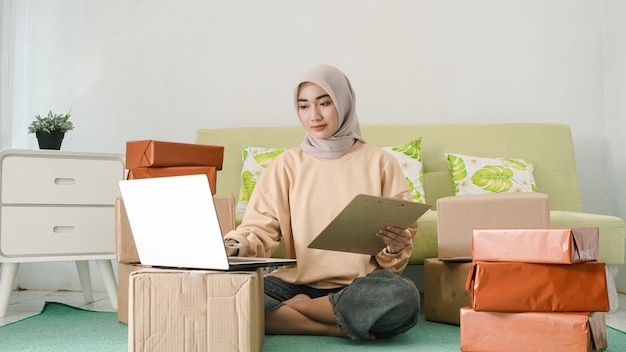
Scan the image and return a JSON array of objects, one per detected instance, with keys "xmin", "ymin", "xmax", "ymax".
[
  {"xmin": 53, "ymin": 226, "xmax": 76, "ymax": 234},
  {"xmin": 54, "ymin": 178, "xmax": 76, "ymax": 185}
]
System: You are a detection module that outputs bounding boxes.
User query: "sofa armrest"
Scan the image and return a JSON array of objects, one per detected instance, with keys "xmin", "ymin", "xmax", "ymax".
[{"xmin": 550, "ymin": 211, "xmax": 625, "ymax": 264}]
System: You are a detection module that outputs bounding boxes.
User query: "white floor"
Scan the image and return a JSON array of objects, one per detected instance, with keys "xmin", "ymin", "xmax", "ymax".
[
  {"xmin": 605, "ymin": 293, "xmax": 626, "ymax": 331},
  {"xmin": 2, "ymin": 289, "xmax": 626, "ymax": 331},
  {"xmin": 0, "ymin": 289, "xmax": 116, "ymax": 326}
]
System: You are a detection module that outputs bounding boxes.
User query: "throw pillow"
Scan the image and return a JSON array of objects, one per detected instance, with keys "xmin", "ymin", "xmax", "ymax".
[
  {"xmin": 383, "ymin": 138, "xmax": 425, "ymax": 203},
  {"xmin": 446, "ymin": 153, "xmax": 538, "ymax": 195},
  {"xmin": 237, "ymin": 146, "xmax": 287, "ymax": 215}
]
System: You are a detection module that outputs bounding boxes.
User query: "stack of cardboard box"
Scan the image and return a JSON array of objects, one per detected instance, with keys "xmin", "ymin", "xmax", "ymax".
[
  {"xmin": 461, "ymin": 227, "xmax": 608, "ymax": 351},
  {"xmin": 114, "ymin": 194, "xmax": 236, "ymax": 323},
  {"xmin": 116, "ymin": 140, "xmax": 266, "ymax": 351},
  {"xmin": 424, "ymin": 193, "xmax": 550, "ymax": 325},
  {"xmin": 117, "ymin": 139, "xmax": 230, "ymax": 324},
  {"xmin": 127, "ymin": 267, "xmax": 264, "ymax": 352}
]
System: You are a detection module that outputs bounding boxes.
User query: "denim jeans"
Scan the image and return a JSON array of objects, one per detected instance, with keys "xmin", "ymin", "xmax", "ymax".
[{"xmin": 264, "ymin": 270, "xmax": 420, "ymax": 340}]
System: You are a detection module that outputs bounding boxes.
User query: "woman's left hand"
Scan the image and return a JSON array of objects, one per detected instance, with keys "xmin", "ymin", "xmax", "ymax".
[{"xmin": 376, "ymin": 225, "xmax": 412, "ymax": 254}]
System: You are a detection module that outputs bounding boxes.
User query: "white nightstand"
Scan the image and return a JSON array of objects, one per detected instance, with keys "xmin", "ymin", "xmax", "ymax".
[{"xmin": 0, "ymin": 149, "xmax": 125, "ymax": 317}]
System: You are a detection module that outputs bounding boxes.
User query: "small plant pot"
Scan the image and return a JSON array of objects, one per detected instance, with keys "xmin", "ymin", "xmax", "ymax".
[{"xmin": 36, "ymin": 131, "xmax": 65, "ymax": 150}]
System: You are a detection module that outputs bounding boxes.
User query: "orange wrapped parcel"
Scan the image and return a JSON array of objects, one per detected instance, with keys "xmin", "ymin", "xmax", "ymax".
[
  {"xmin": 465, "ymin": 261, "xmax": 609, "ymax": 312},
  {"xmin": 460, "ymin": 308, "xmax": 607, "ymax": 352},
  {"xmin": 472, "ymin": 227, "xmax": 599, "ymax": 264},
  {"xmin": 126, "ymin": 140, "xmax": 224, "ymax": 169},
  {"xmin": 127, "ymin": 166, "xmax": 218, "ymax": 195}
]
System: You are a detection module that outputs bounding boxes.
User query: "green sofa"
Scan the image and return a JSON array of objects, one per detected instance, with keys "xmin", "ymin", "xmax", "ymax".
[{"xmin": 195, "ymin": 123, "xmax": 625, "ymax": 266}]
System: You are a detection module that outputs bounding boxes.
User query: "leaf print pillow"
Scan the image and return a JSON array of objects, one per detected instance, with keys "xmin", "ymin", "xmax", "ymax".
[
  {"xmin": 446, "ymin": 153, "xmax": 538, "ymax": 196},
  {"xmin": 237, "ymin": 146, "xmax": 287, "ymax": 216},
  {"xmin": 383, "ymin": 138, "xmax": 425, "ymax": 203}
]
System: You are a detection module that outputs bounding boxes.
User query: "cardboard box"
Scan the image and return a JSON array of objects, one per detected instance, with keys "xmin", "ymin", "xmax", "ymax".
[
  {"xmin": 126, "ymin": 140, "xmax": 224, "ymax": 169},
  {"xmin": 128, "ymin": 268, "xmax": 264, "ymax": 352},
  {"xmin": 472, "ymin": 227, "xmax": 599, "ymax": 264},
  {"xmin": 436, "ymin": 193, "xmax": 550, "ymax": 260},
  {"xmin": 466, "ymin": 261, "xmax": 609, "ymax": 312},
  {"xmin": 115, "ymin": 194, "xmax": 236, "ymax": 264},
  {"xmin": 127, "ymin": 166, "xmax": 218, "ymax": 194},
  {"xmin": 117, "ymin": 263, "xmax": 148, "ymax": 324},
  {"xmin": 115, "ymin": 197, "xmax": 136, "ymax": 264},
  {"xmin": 460, "ymin": 308, "xmax": 607, "ymax": 352},
  {"xmin": 423, "ymin": 258, "xmax": 471, "ymax": 325}
]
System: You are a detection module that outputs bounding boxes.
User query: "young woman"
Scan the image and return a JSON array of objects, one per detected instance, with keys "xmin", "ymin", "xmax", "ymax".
[{"xmin": 224, "ymin": 64, "xmax": 420, "ymax": 340}]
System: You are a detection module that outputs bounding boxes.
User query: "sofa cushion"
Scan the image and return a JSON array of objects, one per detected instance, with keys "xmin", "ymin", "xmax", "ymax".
[
  {"xmin": 550, "ymin": 210, "xmax": 626, "ymax": 265},
  {"xmin": 382, "ymin": 138, "xmax": 425, "ymax": 203},
  {"xmin": 446, "ymin": 153, "xmax": 538, "ymax": 195}
]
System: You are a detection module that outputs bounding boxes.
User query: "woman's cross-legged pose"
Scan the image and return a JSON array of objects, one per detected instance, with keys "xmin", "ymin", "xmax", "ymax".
[{"xmin": 224, "ymin": 64, "xmax": 420, "ymax": 340}]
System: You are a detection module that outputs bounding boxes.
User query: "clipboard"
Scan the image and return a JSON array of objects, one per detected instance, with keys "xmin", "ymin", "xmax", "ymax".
[{"xmin": 308, "ymin": 194, "xmax": 431, "ymax": 255}]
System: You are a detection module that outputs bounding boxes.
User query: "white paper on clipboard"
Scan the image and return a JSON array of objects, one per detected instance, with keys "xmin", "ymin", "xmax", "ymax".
[{"xmin": 307, "ymin": 194, "xmax": 431, "ymax": 255}]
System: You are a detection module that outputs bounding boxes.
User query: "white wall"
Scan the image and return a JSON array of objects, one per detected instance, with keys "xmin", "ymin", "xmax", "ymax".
[
  {"xmin": 601, "ymin": 0, "xmax": 626, "ymax": 290},
  {"xmin": 1, "ymin": 0, "xmax": 625, "ymax": 291}
]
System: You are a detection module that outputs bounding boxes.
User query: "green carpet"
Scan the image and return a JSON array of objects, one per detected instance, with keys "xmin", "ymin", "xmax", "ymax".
[
  {"xmin": 0, "ymin": 302, "xmax": 127, "ymax": 352},
  {"xmin": 1, "ymin": 302, "xmax": 626, "ymax": 351}
]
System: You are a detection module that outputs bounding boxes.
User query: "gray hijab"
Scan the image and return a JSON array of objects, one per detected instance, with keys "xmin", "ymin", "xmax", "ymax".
[{"xmin": 296, "ymin": 65, "xmax": 366, "ymax": 159}]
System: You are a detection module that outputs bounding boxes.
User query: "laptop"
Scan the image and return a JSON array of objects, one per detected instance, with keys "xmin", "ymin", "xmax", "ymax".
[{"xmin": 118, "ymin": 174, "xmax": 296, "ymax": 271}]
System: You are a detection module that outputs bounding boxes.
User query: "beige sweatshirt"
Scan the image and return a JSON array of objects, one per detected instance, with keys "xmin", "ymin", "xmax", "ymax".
[{"xmin": 224, "ymin": 141, "xmax": 417, "ymax": 289}]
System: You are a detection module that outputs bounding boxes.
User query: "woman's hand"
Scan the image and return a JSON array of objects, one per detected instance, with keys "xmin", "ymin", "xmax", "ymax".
[
  {"xmin": 224, "ymin": 239, "xmax": 240, "ymax": 256},
  {"xmin": 376, "ymin": 225, "xmax": 412, "ymax": 255}
]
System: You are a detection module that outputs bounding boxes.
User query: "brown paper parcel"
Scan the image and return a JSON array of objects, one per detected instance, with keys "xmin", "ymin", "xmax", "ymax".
[
  {"xmin": 125, "ymin": 140, "xmax": 224, "ymax": 169},
  {"xmin": 424, "ymin": 258, "xmax": 471, "ymax": 325},
  {"xmin": 472, "ymin": 227, "xmax": 599, "ymax": 264},
  {"xmin": 128, "ymin": 268, "xmax": 264, "ymax": 352},
  {"xmin": 460, "ymin": 307, "xmax": 607, "ymax": 352},
  {"xmin": 465, "ymin": 261, "xmax": 609, "ymax": 312},
  {"xmin": 116, "ymin": 263, "xmax": 148, "ymax": 324},
  {"xmin": 436, "ymin": 193, "xmax": 550, "ymax": 260}
]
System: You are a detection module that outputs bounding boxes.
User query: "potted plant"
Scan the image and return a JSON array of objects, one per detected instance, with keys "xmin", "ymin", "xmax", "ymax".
[{"xmin": 28, "ymin": 110, "xmax": 74, "ymax": 150}]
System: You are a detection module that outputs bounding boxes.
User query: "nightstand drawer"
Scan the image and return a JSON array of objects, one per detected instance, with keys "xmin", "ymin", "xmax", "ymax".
[
  {"xmin": 0, "ymin": 207, "xmax": 116, "ymax": 257},
  {"xmin": 1, "ymin": 155, "xmax": 124, "ymax": 205}
]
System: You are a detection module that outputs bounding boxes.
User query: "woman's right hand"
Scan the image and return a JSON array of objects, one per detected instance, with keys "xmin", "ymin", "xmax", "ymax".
[{"xmin": 224, "ymin": 239, "xmax": 240, "ymax": 256}]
